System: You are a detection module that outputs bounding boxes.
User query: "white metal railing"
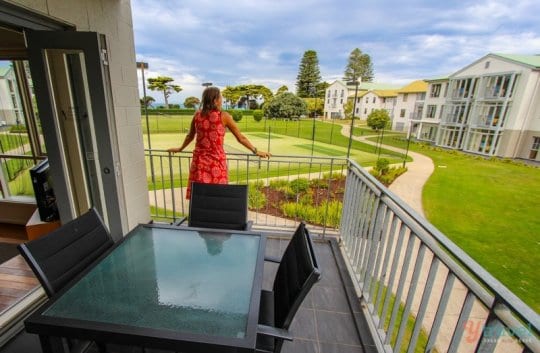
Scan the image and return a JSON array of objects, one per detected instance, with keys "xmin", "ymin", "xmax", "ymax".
[
  {"xmin": 340, "ymin": 160, "xmax": 539, "ymax": 353},
  {"xmin": 145, "ymin": 150, "xmax": 348, "ymax": 236}
]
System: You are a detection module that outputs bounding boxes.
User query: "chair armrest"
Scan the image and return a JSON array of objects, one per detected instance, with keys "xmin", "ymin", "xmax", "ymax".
[
  {"xmin": 173, "ymin": 217, "xmax": 187, "ymax": 226},
  {"xmin": 264, "ymin": 255, "xmax": 281, "ymax": 263},
  {"xmin": 245, "ymin": 220, "xmax": 254, "ymax": 231},
  {"xmin": 257, "ymin": 324, "xmax": 293, "ymax": 341}
]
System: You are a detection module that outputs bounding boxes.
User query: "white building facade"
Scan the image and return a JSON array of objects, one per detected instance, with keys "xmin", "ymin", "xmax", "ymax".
[
  {"xmin": 434, "ymin": 54, "xmax": 540, "ymax": 161},
  {"xmin": 324, "ymin": 80, "xmax": 399, "ymax": 120},
  {"xmin": 0, "ymin": 66, "xmax": 23, "ymax": 125},
  {"xmin": 391, "ymin": 80, "xmax": 428, "ymax": 133},
  {"xmin": 416, "ymin": 77, "xmax": 449, "ymax": 142}
]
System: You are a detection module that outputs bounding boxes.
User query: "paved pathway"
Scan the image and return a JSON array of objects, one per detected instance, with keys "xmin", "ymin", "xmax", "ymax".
[{"xmin": 339, "ymin": 124, "xmax": 434, "ymax": 217}]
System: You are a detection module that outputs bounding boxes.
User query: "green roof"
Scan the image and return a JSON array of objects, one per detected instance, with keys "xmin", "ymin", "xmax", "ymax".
[
  {"xmin": 493, "ymin": 54, "xmax": 540, "ymax": 68},
  {"xmin": 424, "ymin": 74, "xmax": 450, "ymax": 82}
]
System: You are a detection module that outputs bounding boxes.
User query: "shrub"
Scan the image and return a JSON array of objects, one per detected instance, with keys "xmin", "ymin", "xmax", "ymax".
[
  {"xmin": 250, "ymin": 180, "xmax": 264, "ymax": 190},
  {"xmin": 371, "ymin": 166, "xmax": 407, "ymax": 186},
  {"xmin": 269, "ymin": 179, "xmax": 289, "ymax": 189},
  {"xmin": 253, "ymin": 110, "xmax": 264, "ymax": 122},
  {"xmin": 323, "ymin": 172, "xmax": 346, "ymax": 181},
  {"xmin": 310, "ymin": 178, "xmax": 329, "ymax": 189},
  {"xmin": 290, "ymin": 178, "xmax": 309, "ymax": 193},
  {"xmin": 299, "ymin": 192, "xmax": 313, "ymax": 205},
  {"xmin": 248, "ymin": 187, "xmax": 266, "ymax": 210},
  {"xmin": 280, "ymin": 200, "xmax": 342, "ymax": 228},
  {"xmin": 229, "ymin": 110, "xmax": 243, "ymax": 122},
  {"xmin": 375, "ymin": 158, "xmax": 390, "ymax": 175}
]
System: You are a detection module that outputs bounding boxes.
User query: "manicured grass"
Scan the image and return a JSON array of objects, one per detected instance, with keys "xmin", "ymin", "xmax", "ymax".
[
  {"xmin": 142, "ymin": 115, "xmax": 404, "ymax": 162},
  {"xmin": 372, "ymin": 136, "xmax": 540, "ymax": 312}
]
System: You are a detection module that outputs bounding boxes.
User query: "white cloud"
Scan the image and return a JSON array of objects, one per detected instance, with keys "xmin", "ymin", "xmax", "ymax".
[{"xmin": 131, "ymin": 0, "xmax": 540, "ymax": 103}]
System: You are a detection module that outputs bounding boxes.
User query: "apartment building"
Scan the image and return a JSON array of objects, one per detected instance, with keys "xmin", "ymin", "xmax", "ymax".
[
  {"xmin": 433, "ymin": 54, "xmax": 540, "ymax": 160},
  {"xmin": 323, "ymin": 80, "xmax": 399, "ymax": 120},
  {"xmin": 390, "ymin": 80, "xmax": 428, "ymax": 133},
  {"xmin": 416, "ymin": 76, "xmax": 449, "ymax": 142},
  {"xmin": 0, "ymin": 65, "xmax": 23, "ymax": 125}
]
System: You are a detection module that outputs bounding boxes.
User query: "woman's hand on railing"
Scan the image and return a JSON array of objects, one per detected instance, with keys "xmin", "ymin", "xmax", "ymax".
[
  {"xmin": 256, "ymin": 150, "xmax": 271, "ymax": 159},
  {"xmin": 167, "ymin": 147, "xmax": 182, "ymax": 154}
]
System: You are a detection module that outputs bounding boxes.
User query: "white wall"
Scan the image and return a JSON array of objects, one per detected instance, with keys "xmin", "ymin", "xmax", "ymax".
[{"xmin": 324, "ymin": 81, "xmax": 348, "ymax": 119}]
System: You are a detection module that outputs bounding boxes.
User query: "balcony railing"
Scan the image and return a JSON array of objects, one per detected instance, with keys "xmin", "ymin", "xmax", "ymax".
[{"xmin": 145, "ymin": 149, "xmax": 539, "ymax": 353}]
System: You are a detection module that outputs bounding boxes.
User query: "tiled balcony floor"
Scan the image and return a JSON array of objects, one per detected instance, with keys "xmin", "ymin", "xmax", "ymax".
[{"xmin": 1, "ymin": 235, "xmax": 377, "ymax": 353}]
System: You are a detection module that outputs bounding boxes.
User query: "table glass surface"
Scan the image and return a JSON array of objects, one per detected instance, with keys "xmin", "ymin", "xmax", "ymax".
[{"xmin": 43, "ymin": 226, "xmax": 261, "ymax": 339}]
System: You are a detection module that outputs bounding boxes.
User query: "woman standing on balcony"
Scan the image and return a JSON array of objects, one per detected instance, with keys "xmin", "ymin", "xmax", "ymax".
[{"xmin": 167, "ymin": 86, "xmax": 271, "ymax": 199}]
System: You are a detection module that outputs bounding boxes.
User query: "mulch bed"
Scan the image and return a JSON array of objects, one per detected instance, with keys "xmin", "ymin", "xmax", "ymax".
[{"xmin": 252, "ymin": 178, "xmax": 346, "ymax": 218}]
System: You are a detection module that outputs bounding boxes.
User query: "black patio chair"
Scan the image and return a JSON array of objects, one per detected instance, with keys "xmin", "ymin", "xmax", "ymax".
[
  {"xmin": 256, "ymin": 222, "xmax": 322, "ymax": 353},
  {"xmin": 18, "ymin": 207, "xmax": 113, "ymax": 353},
  {"xmin": 177, "ymin": 182, "xmax": 253, "ymax": 231}
]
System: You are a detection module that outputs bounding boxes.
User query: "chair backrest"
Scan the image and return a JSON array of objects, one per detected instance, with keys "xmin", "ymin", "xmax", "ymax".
[
  {"xmin": 18, "ymin": 208, "xmax": 114, "ymax": 297},
  {"xmin": 273, "ymin": 222, "xmax": 321, "ymax": 329},
  {"xmin": 189, "ymin": 182, "xmax": 249, "ymax": 230}
]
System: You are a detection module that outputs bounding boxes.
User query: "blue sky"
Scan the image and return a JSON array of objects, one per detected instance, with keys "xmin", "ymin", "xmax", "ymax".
[{"xmin": 131, "ymin": 0, "xmax": 540, "ymax": 104}]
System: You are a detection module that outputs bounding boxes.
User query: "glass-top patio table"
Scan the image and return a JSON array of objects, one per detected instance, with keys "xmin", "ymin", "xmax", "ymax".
[{"xmin": 24, "ymin": 223, "xmax": 267, "ymax": 353}]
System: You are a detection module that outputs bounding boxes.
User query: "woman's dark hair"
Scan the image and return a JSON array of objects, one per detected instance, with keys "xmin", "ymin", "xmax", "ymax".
[{"xmin": 201, "ymin": 87, "xmax": 221, "ymax": 116}]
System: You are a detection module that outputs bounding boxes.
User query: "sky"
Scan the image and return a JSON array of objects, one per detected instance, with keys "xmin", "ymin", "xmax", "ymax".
[{"xmin": 131, "ymin": 0, "xmax": 540, "ymax": 105}]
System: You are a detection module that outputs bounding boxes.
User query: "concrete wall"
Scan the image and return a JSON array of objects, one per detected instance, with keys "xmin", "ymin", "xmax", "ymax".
[{"xmin": 10, "ymin": 0, "xmax": 150, "ymax": 230}]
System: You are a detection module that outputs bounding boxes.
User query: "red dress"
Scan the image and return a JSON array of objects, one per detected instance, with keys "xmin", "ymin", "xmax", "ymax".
[{"xmin": 186, "ymin": 110, "xmax": 228, "ymax": 199}]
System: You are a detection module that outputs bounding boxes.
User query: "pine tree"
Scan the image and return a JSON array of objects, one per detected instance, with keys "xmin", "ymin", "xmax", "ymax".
[
  {"xmin": 296, "ymin": 50, "xmax": 321, "ymax": 98},
  {"xmin": 344, "ymin": 48, "xmax": 374, "ymax": 83}
]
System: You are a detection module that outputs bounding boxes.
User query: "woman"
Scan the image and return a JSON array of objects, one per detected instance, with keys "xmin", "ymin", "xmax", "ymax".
[{"xmin": 168, "ymin": 87, "xmax": 271, "ymax": 199}]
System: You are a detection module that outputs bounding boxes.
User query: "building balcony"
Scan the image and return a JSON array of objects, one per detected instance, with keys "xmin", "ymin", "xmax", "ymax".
[{"xmin": 1, "ymin": 152, "xmax": 537, "ymax": 353}]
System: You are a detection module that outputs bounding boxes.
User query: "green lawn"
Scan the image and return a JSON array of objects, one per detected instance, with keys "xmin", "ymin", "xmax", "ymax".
[
  {"xmin": 145, "ymin": 132, "xmax": 384, "ymax": 189},
  {"xmin": 372, "ymin": 136, "xmax": 540, "ymax": 313},
  {"xmin": 142, "ymin": 115, "xmax": 405, "ymax": 162}
]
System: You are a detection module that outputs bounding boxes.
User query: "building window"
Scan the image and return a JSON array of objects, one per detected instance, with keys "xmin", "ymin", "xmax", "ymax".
[
  {"xmin": 364, "ymin": 108, "xmax": 367, "ymax": 114},
  {"xmin": 427, "ymin": 105, "xmax": 437, "ymax": 118},
  {"xmin": 365, "ymin": 97, "xmax": 369, "ymax": 103},
  {"xmin": 403, "ymin": 93, "xmax": 408, "ymax": 102},
  {"xmin": 340, "ymin": 99, "xmax": 343, "ymax": 104},
  {"xmin": 400, "ymin": 109, "xmax": 406, "ymax": 118},
  {"xmin": 430, "ymin": 84, "xmax": 441, "ymax": 98},
  {"xmin": 452, "ymin": 78, "xmax": 475, "ymax": 99},
  {"xmin": 530, "ymin": 137, "xmax": 540, "ymax": 159},
  {"xmin": 7, "ymin": 79, "xmax": 15, "ymax": 93},
  {"xmin": 372, "ymin": 97, "xmax": 376, "ymax": 103},
  {"xmin": 485, "ymin": 61, "xmax": 490, "ymax": 69},
  {"xmin": 341, "ymin": 89, "xmax": 344, "ymax": 97},
  {"xmin": 484, "ymin": 74, "xmax": 513, "ymax": 98}
]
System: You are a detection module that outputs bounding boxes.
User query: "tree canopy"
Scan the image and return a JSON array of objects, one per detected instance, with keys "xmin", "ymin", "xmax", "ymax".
[
  {"xmin": 276, "ymin": 85, "xmax": 288, "ymax": 94},
  {"xmin": 183, "ymin": 96, "xmax": 200, "ymax": 109},
  {"xmin": 140, "ymin": 95, "xmax": 155, "ymax": 108},
  {"xmin": 296, "ymin": 50, "xmax": 321, "ymax": 98},
  {"xmin": 147, "ymin": 76, "xmax": 182, "ymax": 109},
  {"xmin": 304, "ymin": 98, "xmax": 324, "ymax": 117},
  {"xmin": 344, "ymin": 48, "xmax": 374, "ymax": 83},
  {"xmin": 222, "ymin": 84, "xmax": 273, "ymax": 109},
  {"xmin": 264, "ymin": 92, "xmax": 307, "ymax": 119},
  {"xmin": 367, "ymin": 109, "xmax": 390, "ymax": 130}
]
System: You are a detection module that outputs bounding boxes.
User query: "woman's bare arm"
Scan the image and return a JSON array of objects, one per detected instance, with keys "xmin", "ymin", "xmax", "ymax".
[{"xmin": 167, "ymin": 114, "xmax": 196, "ymax": 153}]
